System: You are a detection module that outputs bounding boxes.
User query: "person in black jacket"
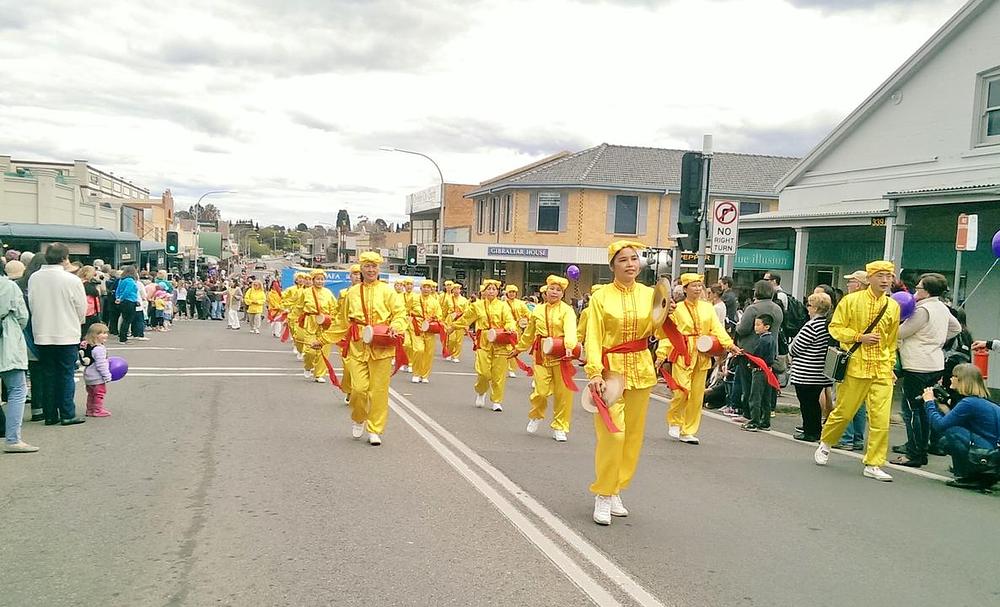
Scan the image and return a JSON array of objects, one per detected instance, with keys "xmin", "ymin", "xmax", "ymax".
[{"xmin": 742, "ymin": 314, "xmax": 777, "ymax": 432}]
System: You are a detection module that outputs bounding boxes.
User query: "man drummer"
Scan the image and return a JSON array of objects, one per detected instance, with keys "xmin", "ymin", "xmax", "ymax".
[
  {"xmin": 410, "ymin": 279, "xmax": 443, "ymax": 383},
  {"xmin": 514, "ymin": 275, "xmax": 578, "ymax": 441},
  {"xmin": 399, "ymin": 277, "xmax": 418, "ymax": 373},
  {"xmin": 452, "ymin": 279, "xmax": 516, "ymax": 411},
  {"xmin": 336, "ymin": 264, "xmax": 363, "ymax": 404},
  {"xmin": 503, "ymin": 284, "xmax": 531, "ymax": 378},
  {"xmin": 663, "ymin": 273, "xmax": 739, "ymax": 444},
  {"xmin": 442, "ymin": 281, "xmax": 469, "ymax": 363},
  {"xmin": 324, "ymin": 251, "xmax": 407, "ymax": 446}
]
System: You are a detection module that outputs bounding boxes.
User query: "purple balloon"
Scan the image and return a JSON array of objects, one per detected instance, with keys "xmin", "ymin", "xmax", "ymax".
[
  {"xmin": 992, "ymin": 229, "xmax": 1000, "ymax": 258},
  {"xmin": 108, "ymin": 356, "xmax": 129, "ymax": 382},
  {"xmin": 891, "ymin": 291, "xmax": 916, "ymax": 321},
  {"xmin": 567, "ymin": 265, "xmax": 581, "ymax": 281}
]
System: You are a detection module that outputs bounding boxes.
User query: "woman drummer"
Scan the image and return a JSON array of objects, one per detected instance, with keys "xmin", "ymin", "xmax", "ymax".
[
  {"xmin": 585, "ymin": 240, "xmax": 675, "ymax": 526},
  {"xmin": 452, "ymin": 279, "xmax": 516, "ymax": 411},
  {"xmin": 513, "ymin": 275, "xmax": 578, "ymax": 441},
  {"xmin": 409, "ymin": 279, "xmax": 443, "ymax": 383}
]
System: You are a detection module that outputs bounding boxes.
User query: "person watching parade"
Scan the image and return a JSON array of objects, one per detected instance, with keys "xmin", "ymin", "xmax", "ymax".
[{"xmin": 451, "ymin": 279, "xmax": 516, "ymax": 411}]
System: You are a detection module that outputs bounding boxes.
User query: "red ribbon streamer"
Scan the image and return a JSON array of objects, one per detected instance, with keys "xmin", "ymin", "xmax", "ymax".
[
  {"xmin": 511, "ymin": 355, "xmax": 534, "ymax": 377},
  {"xmin": 280, "ymin": 323, "xmax": 291, "ymax": 343},
  {"xmin": 589, "ymin": 384, "xmax": 622, "ymax": 433},
  {"xmin": 741, "ymin": 352, "xmax": 781, "ymax": 391},
  {"xmin": 559, "ymin": 359, "xmax": 579, "ymax": 393},
  {"xmin": 392, "ymin": 335, "xmax": 409, "ymax": 376},
  {"xmin": 320, "ymin": 352, "xmax": 343, "ymax": 391},
  {"xmin": 662, "ymin": 316, "xmax": 691, "ymax": 366},
  {"xmin": 658, "ymin": 366, "xmax": 689, "ymax": 395}
]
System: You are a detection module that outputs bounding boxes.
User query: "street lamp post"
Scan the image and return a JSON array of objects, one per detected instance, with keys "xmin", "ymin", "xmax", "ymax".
[
  {"xmin": 191, "ymin": 190, "xmax": 237, "ymax": 277},
  {"xmin": 379, "ymin": 147, "xmax": 445, "ymax": 283}
]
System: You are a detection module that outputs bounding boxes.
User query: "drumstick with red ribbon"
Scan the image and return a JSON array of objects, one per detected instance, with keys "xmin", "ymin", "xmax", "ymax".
[{"xmin": 589, "ymin": 384, "xmax": 622, "ymax": 433}]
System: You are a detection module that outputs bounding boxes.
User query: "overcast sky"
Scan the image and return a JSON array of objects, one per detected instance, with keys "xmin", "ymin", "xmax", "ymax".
[{"xmin": 0, "ymin": 0, "xmax": 968, "ymax": 228}]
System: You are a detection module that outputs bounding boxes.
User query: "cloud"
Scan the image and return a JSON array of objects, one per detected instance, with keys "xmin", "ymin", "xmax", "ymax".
[
  {"xmin": 349, "ymin": 118, "xmax": 589, "ymax": 156},
  {"xmin": 785, "ymin": 0, "xmax": 941, "ymax": 12},
  {"xmin": 288, "ymin": 111, "xmax": 342, "ymax": 133},
  {"xmin": 193, "ymin": 144, "xmax": 230, "ymax": 154},
  {"xmin": 660, "ymin": 111, "xmax": 841, "ymax": 157}
]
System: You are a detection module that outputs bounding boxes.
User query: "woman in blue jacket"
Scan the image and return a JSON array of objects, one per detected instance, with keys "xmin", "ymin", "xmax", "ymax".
[
  {"xmin": 923, "ymin": 363, "xmax": 1000, "ymax": 490},
  {"xmin": 114, "ymin": 265, "xmax": 141, "ymax": 343}
]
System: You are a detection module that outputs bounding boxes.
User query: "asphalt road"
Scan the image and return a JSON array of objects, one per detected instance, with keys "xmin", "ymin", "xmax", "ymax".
[{"xmin": 2, "ymin": 316, "xmax": 998, "ymax": 607}]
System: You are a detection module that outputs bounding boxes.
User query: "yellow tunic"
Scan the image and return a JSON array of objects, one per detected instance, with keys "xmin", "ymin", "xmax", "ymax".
[
  {"xmin": 454, "ymin": 297, "xmax": 516, "ymax": 402},
  {"xmin": 517, "ymin": 300, "xmax": 579, "ymax": 432},
  {"xmin": 244, "ymin": 287, "xmax": 266, "ymax": 315},
  {"xmin": 828, "ymin": 288, "xmax": 900, "ymax": 379},
  {"xmin": 266, "ymin": 289, "xmax": 283, "ymax": 317},
  {"xmin": 584, "ymin": 281, "xmax": 668, "ymax": 390},
  {"xmin": 410, "ymin": 293, "xmax": 444, "ymax": 378},
  {"xmin": 443, "ymin": 293, "xmax": 470, "ymax": 359},
  {"xmin": 577, "ymin": 307, "xmax": 590, "ymax": 344}
]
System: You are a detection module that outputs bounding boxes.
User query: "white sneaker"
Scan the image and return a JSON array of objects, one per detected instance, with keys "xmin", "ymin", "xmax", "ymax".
[
  {"xmin": 475, "ymin": 393, "xmax": 486, "ymax": 408},
  {"xmin": 863, "ymin": 466, "xmax": 893, "ymax": 482},
  {"xmin": 292, "ymin": 347, "xmax": 298, "ymax": 354},
  {"xmin": 420, "ymin": 377, "xmax": 429, "ymax": 384},
  {"xmin": 314, "ymin": 376, "xmax": 326, "ymax": 383},
  {"xmin": 368, "ymin": 433, "xmax": 382, "ymax": 446},
  {"xmin": 814, "ymin": 443, "xmax": 830, "ymax": 466},
  {"xmin": 491, "ymin": 402, "xmax": 503, "ymax": 412},
  {"xmin": 344, "ymin": 394, "xmax": 351, "ymax": 405},
  {"xmin": 552, "ymin": 430, "xmax": 567, "ymax": 442},
  {"xmin": 296, "ymin": 352, "xmax": 304, "ymax": 361},
  {"xmin": 411, "ymin": 375, "xmax": 421, "ymax": 384},
  {"xmin": 610, "ymin": 494, "xmax": 629, "ymax": 517},
  {"xmin": 679, "ymin": 434, "xmax": 700, "ymax": 445},
  {"xmin": 351, "ymin": 423, "xmax": 365, "ymax": 439},
  {"xmin": 3, "ymin": 441, "xmax": 39, "ymax": 453},
  {"xmin": 593, "ymin": 495, "xmax": 612, "ymax": 526},
  {"xmin": 508, "ymin": 371, "xmax": 516, "ymax": 378},
  {"xmin": 526, "ymin": 419, "xmax": 541, "ymax": 434},
  {"xmin": 303, "ymin": 370, "xmax": 313, "ymax": 379},
  {"xmin": 668, "ymin": 425, "xmax": 681, "ymax": 440}
]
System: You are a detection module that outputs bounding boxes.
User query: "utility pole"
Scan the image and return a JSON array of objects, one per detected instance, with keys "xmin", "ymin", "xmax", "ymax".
[{"xmin": 696, "ymin": 135, "xmax": 713, "ymax": 276}]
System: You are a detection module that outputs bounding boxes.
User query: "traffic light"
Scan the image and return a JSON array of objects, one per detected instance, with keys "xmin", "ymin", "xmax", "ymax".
[
  {"xmin": 406, "ymin": 244, "xmax": 418, "ymax": 265},
  {"xmin": 676, "ymin": 151, "xmax": 704, "ymax": 252},
  {"xmin": 166, "ymin": 231, "xmax": 179, "ymax": 255}
]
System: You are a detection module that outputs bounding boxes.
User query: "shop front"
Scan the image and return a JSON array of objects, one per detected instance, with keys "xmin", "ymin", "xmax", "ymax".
[{"xmin": 0, "ymin": 222, "xmax": 140, "ymax": 267}]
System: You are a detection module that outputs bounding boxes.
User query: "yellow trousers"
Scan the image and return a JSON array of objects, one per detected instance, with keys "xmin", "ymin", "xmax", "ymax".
[
  {"xmin": 821, "ymin": 376, "xmax": 893, "ymax": 466},
  {"xmin": 474, "ymin": 348, "xmax": 509, "ymax": 403},
  {"xmin": 667, "ymin": 364, "xmax": 709, "ymax": 436},
  {"xmin": 591, "ymin": 387, "xmax": 652, "ymax": 496},
  {"xmin": 448, "ymin": 329, "xmax": 465, "ymax": 360},
  {"xmin": 412, "ymin": 334, "xmax": 435, "ymax": 378},
  {"xmin": 528, "ymin": 363, "xmax": 574, "ymax": 432},
  {"xmin": 346, "ymin": 356, "xmax": 393, "ymax": 435},
  {"xmin": 303, "ymin": 343, "xmax": 332, "ymax": 377}
]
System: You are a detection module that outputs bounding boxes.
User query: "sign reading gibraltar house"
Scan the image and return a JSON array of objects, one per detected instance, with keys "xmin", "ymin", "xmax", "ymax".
[{"xmin": 487, "ymin": 246, "xmax": 549, "ymax": 258}]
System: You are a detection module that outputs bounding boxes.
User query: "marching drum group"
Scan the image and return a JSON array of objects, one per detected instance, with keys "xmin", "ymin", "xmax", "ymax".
[{"xmin": 270, "ymin": 240, "xmax": 751, "ymax": 526}]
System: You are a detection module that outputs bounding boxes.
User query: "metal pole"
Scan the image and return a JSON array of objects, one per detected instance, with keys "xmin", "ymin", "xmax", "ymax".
[
  {"xmin": 696, "ymin": 135, "xmax": 713, "ymax": 276},
  {"xmin": 955, "ymin": 250, "xmax": 963, "ymax": 305},
  {"xmin": 381, "ymin": 148, "xmax": 445, "ymax": 282}
]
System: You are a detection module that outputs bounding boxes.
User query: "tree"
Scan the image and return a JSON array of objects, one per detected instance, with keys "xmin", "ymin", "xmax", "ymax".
[
  {"xmin": 175, "ymin": 210, "xmax": 193, "ymax": 220},
  {"xmin": 374, "ymin": 218, "xmax": 388, "ymax": 233},
  {"xmin": 311, "ymin": 225, "xmax": 328, "ymax": 237},
  {"xmin": 336, "ymin": 209, "xmax": 351, "ymax": 232},
  {"xmin": 189, "ymin": 203, "xmax": 221, "ymax": 221},
  {"xmin": 296, "ymin": 222, "xmax": 309, "ymax": 232}
]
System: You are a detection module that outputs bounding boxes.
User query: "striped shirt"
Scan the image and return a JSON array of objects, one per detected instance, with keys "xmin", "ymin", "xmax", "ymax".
[{"xmin": 789, "ymin": 316, "xmax": 833, "ymax": 385}]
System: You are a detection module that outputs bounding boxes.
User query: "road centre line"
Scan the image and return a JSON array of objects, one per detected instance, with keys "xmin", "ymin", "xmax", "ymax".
[
  {"xmin": 388, "ymin": 397, "xmax": 624, "ymax": 607},
  {"xmin": 129, "ymin": 367, "xmax": 311, "ymax": 371},
  {"xmin": 390, "ymin": 388, "xmax": 670, "ymax": 607},
  {"xmin": 648, "ymin": 393, "xmax": 950, "ymax": 482}
]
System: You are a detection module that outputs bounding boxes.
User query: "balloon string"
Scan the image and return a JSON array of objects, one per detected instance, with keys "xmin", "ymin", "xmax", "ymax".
[{"xmin": 959, "ymin": 258, "xmax": 999, "ymax": 309}]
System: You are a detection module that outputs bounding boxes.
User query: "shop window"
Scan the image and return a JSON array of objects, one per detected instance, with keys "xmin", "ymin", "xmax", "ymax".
[
  {"xmin": 537, "ymin": 192, "xmax": 560, "ymax": 232},
  {"xmin": 489, "ymin": 196, "xmax": 498, "ymax": 233},
  {"xmin": 740, "ymin": 201, "xmax": 762, "ymax": 215},
  {"xmin": 974, "ymin": 67, "xmax": 1000, "ymax": 146},
  {"xmin": 614, "ymin": 195, "xmax": 638, "ymax": 234},
  {"xmin": 502, "ymin": 194, "xmax": 512, "ymax": 233},
  {"xmin": 476, "ymin": 199, "xmax": 487, "ymax": 233}
]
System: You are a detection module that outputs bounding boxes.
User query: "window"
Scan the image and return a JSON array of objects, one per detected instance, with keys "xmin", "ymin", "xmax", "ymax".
[
  {"xmin": 489, "ymin": 196, "xmax": 498, "ymax": 234},
  {"xmin": 740, "ymin": 201, "xmax": 762, "ymax": 215},
  {"xmin": 974, "ymin": 69, "xmax": 1000, "ymax": 146},
  {"xmin": 113, "ymin": 182, "xmax": 121, "ymax": 193},
  {"xmin": 89, "ymin": 174, "xmax": 98, "ymax": 184},
  {"xmin": 614, "ymin": 195, "xmax": 638, "ymax": 234},
  {"xmin": 412, "ymin": 219, "xmax": 435, "ymax": 244},
  {"xmin": 537, "ymin": 192, "xmax": 560, "ymax": 232},
  {"xmin": 502, "ymin": 194, "xmax": 512, "ymax": 232},
  {"xmin": 476, "ymin": 199, "xmax": 487, "ymax": 233}
]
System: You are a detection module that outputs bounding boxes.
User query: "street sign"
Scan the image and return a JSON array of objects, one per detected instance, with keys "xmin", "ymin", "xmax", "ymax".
[
  {"xmin": 956, "ymin": 213, "xmax": 978, "ymax": 251},
  {"xmin": 710, "ymin": 200, "xmax": 739, "ymax": 255},
  {"xmin": 455, "ymin": 270, "xmax": 467, "ymax": 280},
  {"xmin": 416, "ymin": 244, "xmax": 427, "ymax": 265}
]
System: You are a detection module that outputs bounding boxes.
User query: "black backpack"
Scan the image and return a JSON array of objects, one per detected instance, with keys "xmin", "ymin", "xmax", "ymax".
[{"xmin": 778, "ymin": 294, "xmax": 808, "ymax": 339}]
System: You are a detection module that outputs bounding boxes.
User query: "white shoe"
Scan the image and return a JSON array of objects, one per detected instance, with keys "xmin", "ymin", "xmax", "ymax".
[
  {"xmin": 593, "ymin": 495, "xmax": 612, "ymax": 526},
  {"xmin": 411, "ymin": 375, "xmax": 421, "ymax": 384},
  {"xmin": 303, "ymin": 370, "xmax": 313, "ymax": 379},
  {"xmin": 292, "ymin": 347, "xmax": 298, "ymax": 354},
  {"xmin": 452, "ymin": 358, "xmax": 461, "ymax": 364},
  {"xmin": 491, "ymin": 402, "xmax": 503, "ymax": 412},
  {"xmin": 679, "ymin": 434, "xmax": 700, "ymax": 445},
  {"xmin": 296, "ymin": 353, "xmax": 305, "ymax": 361},
  {"xmin": 526, "ymin": 419, "xmax": 541, "ymax": 434},
  {"xmin": 508, "ymin": 371, "xmax": 516, "ymax": 378},
  {"xmin": 610, "ymin": 494, "xmax": 629, "ymax": 517},
  {"xmin": 552, "ymin": 430, "xmax": 567, "ymax": 442},
  {"xmin": 863, "ymin": 466, "xmax": 893, "ymax": 482},
  {"xmin": 351, "ymin": 423, "xmax": 365, "ymax": 439},
  {"xmin": 668, "ymin": 425, "xmax": 681, "ymax": 440},
  {"xmin": 404, "ymin": 365, "xmax": 412, "ymax": 373},
  {"xmin": 314, "ymin": 376, "xmax": 326, "ymax": 383},
  {"xmin": 368, "ymin": 433, "xmax": 382, "ymax": 446},
  {"xmin": 420, "ymin": 377, "xmax": 429, "ymax": 383},
  {"xmin": 814, "ymin": 443, "xmax": 830, "ymax": 466},
  {"xmin": 344, "ymin": 394, "xmax": 351, "ymax": 405},
  {"xmin": 475, "ymin": 393, "xmax": 486, "ymax": 408}
]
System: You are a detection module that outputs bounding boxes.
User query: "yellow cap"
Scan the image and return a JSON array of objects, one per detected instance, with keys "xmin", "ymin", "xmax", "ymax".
[
  {"xmin": 294, "ymin": 272, "xmax": 308, "ymax": 281},
  {"xmin": 479, "ymin": 279, "xmax": 501, "ymax": 292},
  {"xmin": 422, "ymin": 280, "xmax": 438, "ymax": 288},
  {"xmin": 400, "ymin": 277, "xmax": 414, "ymax": 285},
  {"xmin": 504, "ymin": 284, "xmax": 518, "ymax": 293},
  {"xmin": 590, "ymin": 284, "xmax": 604, "ymax": 295},
  {"xmin": 539, "ymin": 284, "xmax": 549, "ymax": 293},
  {"xmin": 545, "ymin": 275, "xmax": 569, "ymax": 290},
  {"xmin": 359, "ymin": 251, "xmax": 384, "ymax": 265},
  {"xmin": 349, "ymin": 264, "xmax": 361, "ymax": 273},
  {"xmin": 309, "ymin": 269, "xmax": 326, "ymax": 278},
  {"xmin": 866, "ymin": 260, "xmax": 895, "ymax": 275},
  {"xmin": 680, "ymin": 273, "xmax": 704, "ymax": 287},
  {"xmin": 444, "ymin": 280, "xmax": 454, "ymax": 287},
  {"xmin": 608, "ymin": 239, "xmax": 647, "ymax": 263}
]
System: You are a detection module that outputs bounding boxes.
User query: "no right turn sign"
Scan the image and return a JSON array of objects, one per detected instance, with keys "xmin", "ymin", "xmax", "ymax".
[{"xmin": 711, "ymin": 200, "xmax": 739, "ymax": 255}]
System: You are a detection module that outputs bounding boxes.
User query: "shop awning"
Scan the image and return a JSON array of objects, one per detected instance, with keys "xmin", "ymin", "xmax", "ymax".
[{"xmin": 0, "ymin": 222, "xmax": 140, "ymax": 244}]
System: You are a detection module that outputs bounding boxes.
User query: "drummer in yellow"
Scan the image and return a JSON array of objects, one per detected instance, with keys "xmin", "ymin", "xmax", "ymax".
[
  {"xmin": 337, "ymin": 264, "xmax": 362, "ymax": 404},
  {"xmin": 283, "ymin": 272, "xmax": 310, "ymax": 361},
  {"xmin": 323, "ymin": 251, "xmax": 407, "ymax": 446},
  {"xmin": 266, "ymin": 279, "xmax": 284, "ymax": 338},
  {"xmin": 577, "ymin": 284, "xmax": 605, "ymax": 345},
  {"xmin": 452, "ymin": 279, "xmax": 516, "ymax": 411},
  {"xmin": 514, "ymin": 275, "xmax": 578, "ymax": 441},
  {"xmin": 442, "ymin": 281, "xmax": 469, "ymax": 363},
  {"xmin": 410, "ymin": 279, "xmax": 443, "ymax": 383},
  {"xmin": 399, "ymin": 278, "xmax": 419, "ymax": 373},
  {"xmin": 585, "ymin": 240, "xmax": 674, "ymax": 526},
  {"xmin": 300, "ymin": 269, "xmax": 338, "ymax": 383},
  {"xmin": 502, "ymin": 285, "xmax": 531, "ymax": 378},
  {"xmin": 662, "ymin": 273, "xmax": 739, "ymax": 443}
]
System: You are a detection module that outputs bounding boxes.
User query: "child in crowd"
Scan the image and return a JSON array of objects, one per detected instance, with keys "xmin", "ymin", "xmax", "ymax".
[
  {"xmin": 742, "ymin": 314, "xmax": 776, "ymax": 432},
  {"xmin": 176, "ymin": 283, "xmax": 188, "ymax": 319},
  {"xmin": 153, "ymin": 291, "xmax": 167, "ymax": 331},
  {"xmin": 81, "ymin": 323, "xmax": 113, "ymax": 417}
]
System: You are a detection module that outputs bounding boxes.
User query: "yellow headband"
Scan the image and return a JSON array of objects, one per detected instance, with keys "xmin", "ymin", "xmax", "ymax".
[
  {"xmin": 444, "ymin": 280, "xmax": 454, "ymax": 287},
  {"xmin": 294, "ymin": 272, "xmax": 308, "ymax": 281},
  {"xmin": 359, "ymin": 251, "xmax": 383, "ymax": 265},
  {"xmin": 866, "ymin": 260, "xmax": 895, "ymax": 276},
  {"xmin": 608, "ymin": 239, "xmax": 647, "ymax": 263},
  {"xmin": 349, "ymin": 264, "xmax": 361, "ymax": 274},
  {"xmin": 590, "ymin": 284, "xmax": 604, "ymax": 295},
  {"xmin": 422, "ymin": 280, "xmax": 438, "ymax": 288},
  {"xmin": 480, "ymin": 279, "xmax": 501, "ymax": 292},
  {"xmin": 400, "ymin": 277, "xmax": 414, "ymax": 285},
  {"xmin": 545, "ymin": 275, "xmax": 569, "ymax": 290},
  {"xmin": 309, "ymin": 269, "xmax": 326, "ymax": 278},
  {"xmin": 505, "ymin": 285, "xmax": 518, "ymax": 293},
  {"xmin": 539, "ymin": 284, "xmax": 549, "ymax": 293},
  {"xmin": 680, "ymin": 273, "xmax": 704, "ymax": 287}
]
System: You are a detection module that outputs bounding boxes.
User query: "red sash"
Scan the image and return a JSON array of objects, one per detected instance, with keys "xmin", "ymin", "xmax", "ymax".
[{"xmin": 601, "ymin": 338, "xmax": 650, "ymax": 369}]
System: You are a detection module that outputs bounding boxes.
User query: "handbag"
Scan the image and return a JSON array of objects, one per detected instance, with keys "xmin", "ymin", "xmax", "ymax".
[
  {"xmin": 966, "ymin": 408, "xmax": 1000, "ymax": 477},
  {"xmin": 823, "ymin": 300, "xmax": 889, "ymax": 382}
]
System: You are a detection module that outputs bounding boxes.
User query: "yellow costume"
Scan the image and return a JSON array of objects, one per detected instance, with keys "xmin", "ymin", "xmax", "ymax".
[
  {"xmin": 410, "ymin": 281, "xmax": 443, "ymax": 380},
  {"xmin": 325, "ymin": 254, "xmax": 407, "ymax": 437},
  {"xmin": 244, "ymin": 286, "xmax": 265, "ymax": 315},
  {"xmin": 663, "ymin": 274, "xmax": 733, "ymax": 437},
  {"xmin": 821, "ymin": 267, "xmax": 900, "ymax": 467},
  {"xmin": 442, "ymin": 287, "xmax": 469, "ymax": 362},
  {"xmin": 301, "ymin": 273, "xmax": 338, "ymax": 380},
  {"xmin": 399, "ymin": 279, "xmax": 419, "ymax": 367},
  {"xmin": 282, "ymin": 274, "xmax": 307, "ymax": 354},
  {"xmin": 337, "ymin": 264, "xmax": 362, "ymax": 399},
  {"xmin": 584, "ymin": 240, "xmax": 669, "ymax": 497},
  {"xmin": 453, "ymin": 281, "xmax": 515, "ymax": 408},
  {"xmin": 516, "ymin": 278, "xmax": 578, "ymax": 433},
  {"xmin": 503, "ymin": 286, "xmax": 531, "ymax": 374},
  {"xmin": 267, "ymin": 284, "xmax": 284, "ymax": 336},
  {"xmin": 577, "ymin": 284, "xmax": 605, "ymax": 344}
]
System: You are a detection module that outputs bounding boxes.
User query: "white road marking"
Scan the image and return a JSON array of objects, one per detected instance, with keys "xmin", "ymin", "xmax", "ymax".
[
  {"xmin": 649, "ymin": 393, "xmax": 951, "ymax": 482},
  {"xmin": 390, "ymin": 388, "xmax": 670, "ymax": 607},
  {"xmin": 112, "ymin": 346, "xmax": 185, "ymax": 350}
]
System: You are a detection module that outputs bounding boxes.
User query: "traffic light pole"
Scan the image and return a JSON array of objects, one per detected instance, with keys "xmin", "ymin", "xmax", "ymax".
[{"xmin": 696, "ymin": 135, "xmax": 713, "ymax": 276}]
